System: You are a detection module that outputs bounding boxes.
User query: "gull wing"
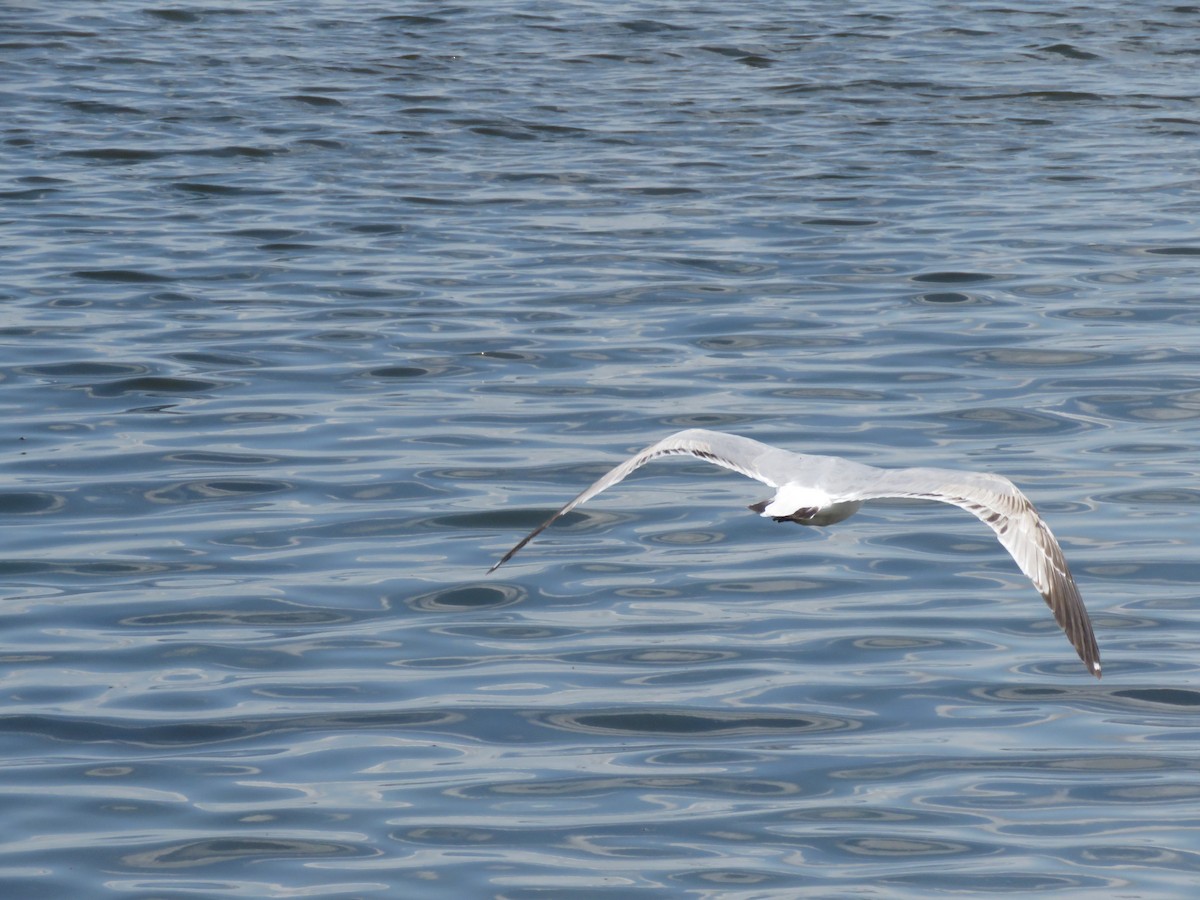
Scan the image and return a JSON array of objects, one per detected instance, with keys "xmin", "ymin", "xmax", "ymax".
[
  {"xmin": 844, "ymin": 467, "xmax": 1101, "ymax": 678},
  {"xmin": 489, "ymin": 429, "xmax": 780, "ymax": 573}
]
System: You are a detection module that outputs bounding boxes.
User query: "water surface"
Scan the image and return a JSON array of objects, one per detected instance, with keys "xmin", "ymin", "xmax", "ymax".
[{"xmin": 4, "ymin": 2, "xmax": 1200, "ymax": 897}]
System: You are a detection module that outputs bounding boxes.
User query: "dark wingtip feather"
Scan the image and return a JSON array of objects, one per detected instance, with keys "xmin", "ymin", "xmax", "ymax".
[
  {"xmin": 487, "ymin": 512, "xmax": 562, "ymax": 573},
  {"xmin": 1039, "ymin": 581, "xmax": 1101, "ymax": 679},
  {"xmin": 488, "ymin": 530, "xmax": 537, "ymax": 574}
]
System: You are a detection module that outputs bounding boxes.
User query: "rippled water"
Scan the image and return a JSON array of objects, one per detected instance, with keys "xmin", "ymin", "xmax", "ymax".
[{"xmin": 4, "ymin": 1, "xmax": 1200, "ymax": 897}]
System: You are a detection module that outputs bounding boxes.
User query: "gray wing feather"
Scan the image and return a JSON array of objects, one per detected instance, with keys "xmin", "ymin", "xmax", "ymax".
[
  {"xmin": 842, "ymin": 467, "xmax": 1101, "ymax": 678},
  {"xmin": 488, "ymin": 429, "xmax": 779, "ymax": 573}
]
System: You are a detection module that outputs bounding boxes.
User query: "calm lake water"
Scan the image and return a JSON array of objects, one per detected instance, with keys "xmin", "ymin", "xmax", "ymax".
[{"xmin": 4, "ymin": 1, "xmax": 1200, "ymax": 897}]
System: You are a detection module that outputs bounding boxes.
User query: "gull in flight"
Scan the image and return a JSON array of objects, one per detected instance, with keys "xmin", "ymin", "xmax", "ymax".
[{"xmin": 489, "ymin": 429, "xmax": 1101, "ymax": 678}]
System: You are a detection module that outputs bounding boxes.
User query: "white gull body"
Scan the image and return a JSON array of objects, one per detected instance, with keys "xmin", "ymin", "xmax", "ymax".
[{"xmin": 490, "ymin": 428, "xmax": 1101, "ymax": 678}]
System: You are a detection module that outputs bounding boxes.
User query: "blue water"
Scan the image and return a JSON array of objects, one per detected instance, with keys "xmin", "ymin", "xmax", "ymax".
[{"xmin": 4, "ymin": 1, "xmax": 1200, "ymax": 897}]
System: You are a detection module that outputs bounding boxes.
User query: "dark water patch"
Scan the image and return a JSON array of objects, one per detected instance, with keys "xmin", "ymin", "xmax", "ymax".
[
  {"xmin": 887, "ymin": 872, "xmax": 1108, "ymax": 892},
  {"xmin": 284, "ymin": 94, "xmax": 344, "ymax": 107},
  {"xmin": 913, "ymin": 291, "xmax": 991, "ymax": 305},
  {"xmin": 141, "ymin": 291, "xmax": 195, "ymax": 304},
  {"xmin": 1095, "ymin": 780, "xmax": 1200, "ymax": 803},
  {"xmin": 163, "ymin": 451, "xmax": 283, "ymax": 466},
  {"xmin": 635, "ymin": 666, "xmax": 767, "ymax": 687},
  {"xmin": 71, "ymin": 269, "xmax": 173, "ymax": 283},
  {"xmin": 802, "ymin": 216, "xmax": 880, "ymax": 226},
  {"xmin": 700, "ymin": 44, "xmax": 760, "ymax": 59},
  {"xmin": 61, "ymin": 148, "xmax": 165, "ymax": 163},
  {"xmin": 485, "ymin": 381, "xmax": 630, "ymax": 399},
  {"xmin": 2, "ymin": 709, "xmax": 464, "ymax": 750},
  {"xmin": 167, "ymin": 350, "xmax": 260, "ymax": 368},
  {"xmin": 1037, "ymin": 43, "xmax": 1103, "ymax": 60},
  {"xmin": 145, "ymin": 479, "xmax": 292, "ymax": 503},
  {"xmin": 960, "ymin": 350, "xmax": 1108, "ymax": 367},
  {"xmin": 765, "ymin": 386, "xmax": 889, "ymax": 402},
  {"xmin": 1048, "ymin": 374, "xmax": 1200, "ymax": 392},
  {"xmin": 347, "ymin": 222, "xmax": 408, "ymax": 235},
  {"xmin": 457, "ymin": 773, "xmax": 799, "ymax": 802},
  {"xmin": 363, "ymin": 362, "xmax": 471, "ymax": 379},
  {"xmin": 645, "ymin": 529, "xmax": 724, "ymax": 547},
  {"xmin": 123, "ymin": 608, "xmax": 350, "ymax": 628},
  {"xmin": 1077, "ymin": 390, "xmax": 1200, "ymax": 422},
  {"xmin": 614, "ymin": 586, "xmax": 684, "ymax": 598},
  {"xmin": 1088, "ymin": 442, "xmax": 1188, "ymax": 458},
  {"xmin": 293, "ymin": 137, "xmax": 345, "ymax": 150},
  {"xmin": 365, "ymin": 365, "xmax": 433, "ymax": 378},
  {"xmin": 1036, "ymin": 42, "xmax": 1099, "ymax": 60},
  {"xmin": 488, "ymin": 170, "xmax": 606, "ymax": 185},
  {"xmin": 1058, "ymin": 304, "xmax": 1200, "ymax": 326},
  {"xmin": 185, "ymin": 144, "xmax": 287, "ymax": 159},
  {"xmin": 145, "ymin": 8, "xmax": 202, "ymax": 23},
  {"xmin": 735, "ymin": 54, "xmax": 773, "ymax": 68},
  {"xmin": 833, "ymin": 752, "xmax": 1160, "ymax": 784},
  {"xmin": 170, "ymin": 181, "xmax": 282, "ymax": 197},
  {"xmin": 621, "ymin": 185, "xmax": 703, "ymax": 197},
  {"xmin": 921, "ymin": 406, "xmax": 1079, "ymax": 435},
  {"xmin": 693, "ymin": 332, "xmax": 833, "ymax": 352},
  {"xmin": 124, "ymin": 836, "xmax": 365, "ymax": 868},
  {"xmin": 1, "ymin": 713, "xmax": 259, "ymax": 748},
  {"xmin": 227, "ymin": 227, "xmax": 305, "ymax": 240},
  {"xmin": 618, "ymin": 18, "xmax": 691, "ymax": 33},
  {"xmin": 396, "ymin": 825, "xmax": 503, "ymax": 845},
  {"xmin": 0, "ymin": 186, "xmax": 61, "ymax": 200},
  {"xmin": 466, "ymin": 121, "xmax": 583, "ymax": 141},
  {"xmin": 430, "ymin": 623, "xmax": 580, "ymax": 642},
  {"xmin": 311, "ymin": 329, "xmax": 377, "ymax": 343},
  {"xmin": 390, "ymin": 655, "xmax": 503, "ymax": 670},
  {"xmin": 378, "ymin": 14, "xmax": 449, "ymax": 26},
  {"xmin": 1099, "ymin": 488, "xmax": 1200, "ymax": 506},
  {"xmin": 659, "ymin": 255, "xmax": 774, "ymax": 277},
  {"xmin": 539, "ymin": 708, "xmax": 860, "ymax": 737},
  {"xmin": 397, "ymin": 194, "xmax": 471, "ymax": 207},
  {"xmin": 90, "ymin": 376, "xmax": 227, "ymax": 398},
  {"xmin": 413, "ymin": 505, "xmax": 572, "ymax": 533},
  {"xmin": 705, "ymin": 575, "xmax": 846, "ymax": 594},
  {"xmin": 964, "ymin": 90, "xmax": 1106, "ymax": 102},
  {"xmin": 911, "ymin": 271, "xmax": 996, "ymax": 284},
  {"xmin": 681, "ymin": 314, "xmax": 820, "ymax": 340},
  {"xmin": 1059, "ymin": 306, "xmax": 1136, "ymax": 320},
  {"xmin": 0, "ymin": 492, "xmax": 67, "ymax": 515},
  {"xmin": 60, "ymin": 99, "xmax": 143, "ymax": 114},
  {"xmin": 0, "ymin": 326, "xmax": 87, "ymax": 339},
  {"xmin": 1147, "ymin": 118, "xmax": 1200, "ymax": 135},
  {"xmin": 407, "ymin": 583, "xmax": 526, "ymax": 612},
  {"xmin": 258, "ymin": 241, "xmax": 319, "ymax": 252},
  {"xmin": 839, "ymin": 836, "xmax": 975, "ymax": 858},
  {"xmin": 852, "ymin": 634, "xmax": 961, "ymax": 652},
  {"xmin": 645, "ymin": 747, "xmax": 775, "ymax": 767},
  {"xmin": 220, "ymin": 411, "xmax": 307, "ymax": 426},
  {"xmin": 577, "ymin": 648, "xmax": 738, "ymax": 666},
  {"xmin": 783, "ymin": 805, "xmax": 918, "ymax": 825},
  {"xmin": 872, "ymin": 531, "xmax": 1004, "ymax": 558},
  {"xmin": 0, "ymin": 559, "xmax": 193, "ymax": 578},
  {"xmin": 468, "ymin": 506, "xmax": 625, "ymax": 545},
  {"xmin": 479, "ymin": 349, "xmax": 542, "ymax": 363}
]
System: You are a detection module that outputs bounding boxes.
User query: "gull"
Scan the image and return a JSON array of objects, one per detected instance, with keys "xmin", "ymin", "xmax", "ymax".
[{"xmin": 489, "ymin": 428, "xmax": 1100, "ymax": 678}]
